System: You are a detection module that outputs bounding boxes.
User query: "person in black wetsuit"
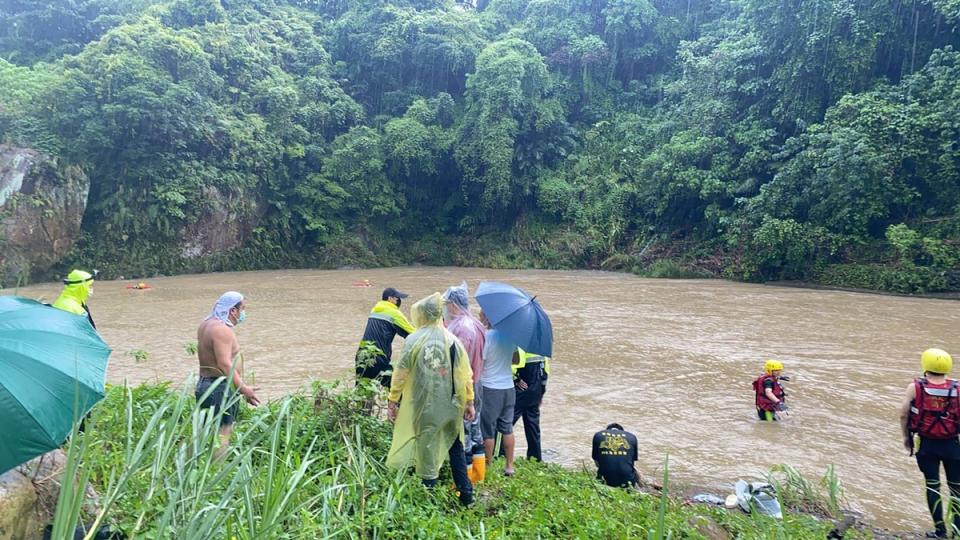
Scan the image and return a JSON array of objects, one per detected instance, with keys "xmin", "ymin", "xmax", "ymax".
[
  {"xmin": 355, "ymin": 287, "xmax": 415, "ymax": 388},
  {"xmin": 592, "ymin": 423, "xmax": 640, "ymax": 488},
  {"xmin": 901, "ymin": 348, "xmax": 960, "ymax": 538}
]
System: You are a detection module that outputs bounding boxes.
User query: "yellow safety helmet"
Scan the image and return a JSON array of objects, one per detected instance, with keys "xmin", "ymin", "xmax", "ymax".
[
  {"xmin": 921, "ymin": 348, "xmax": 953, "ymax": 375},
  {"xmin": 764, "ymin": 359, "xmax": 783, "ymax": 374}
]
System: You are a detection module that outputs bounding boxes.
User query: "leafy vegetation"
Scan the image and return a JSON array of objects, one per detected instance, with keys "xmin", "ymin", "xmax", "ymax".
[
  {"xmin": 1, "ymin": 0, "xmax": 958, "ymax": 293},
  {"xmin": 125, "ymin": 349, "xmax": 150, "ymax": 363},
  {"xmin": 56, "ymin": 382, "xmax": 863, "ymax": 538}
]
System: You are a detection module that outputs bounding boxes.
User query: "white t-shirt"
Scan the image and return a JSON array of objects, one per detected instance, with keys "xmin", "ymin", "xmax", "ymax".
[{"xmin": 481, "ymin": 329, "xmax": 515, "ymax": 390}]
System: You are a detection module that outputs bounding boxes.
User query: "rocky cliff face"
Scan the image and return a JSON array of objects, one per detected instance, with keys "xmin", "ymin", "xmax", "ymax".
[
  {"xmin": 0, "ymin": 145, "xmax": 89, "ymax": 287},
  {"xmin": 179, "ymin": 185, "xmax": 264, "ymax": 259}
]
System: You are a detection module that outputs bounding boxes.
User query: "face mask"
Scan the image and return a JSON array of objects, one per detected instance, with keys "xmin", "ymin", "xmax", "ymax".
[
  {"xmin": 88, "ymin": 288, "xmax": 94, "ymax": 297},
  {"xmin": 442, "ymin": 305, "xmax": 451, "ymax": 322},
  {"xmin": 236, "ymin": 310, "xmax": 246, "ymax": 325},
  {"xmin": 395, "ymin": 298, "xmax": 402, "ymax": 308}
]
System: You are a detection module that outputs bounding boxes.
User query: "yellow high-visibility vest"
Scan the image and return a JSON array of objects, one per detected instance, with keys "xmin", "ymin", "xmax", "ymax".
[{"xmin": 514, "ymin": 348, "xmax": 550, "ymax": 376}]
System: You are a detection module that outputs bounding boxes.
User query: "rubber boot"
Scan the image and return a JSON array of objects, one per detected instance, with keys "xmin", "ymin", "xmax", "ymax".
[{"xmin": 467, "ymin": 455, "xmax": 485, "ymax": 484}]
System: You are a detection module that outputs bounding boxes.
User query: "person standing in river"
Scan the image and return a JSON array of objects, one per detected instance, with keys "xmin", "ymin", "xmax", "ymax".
[
  {"xmin": 356, "ymin": 287, "xmax": 415, "ymax": 388},
  {"xmin": 197, "ymin": 291, "xmax": 260, "ymax": 457},
  {"xmin": 753, "ymin": 360, "xmax": 787, "ymax": 421},
  {"xmin": 901, "ymin": 348, "xmax": 960, "ymax": 538}
]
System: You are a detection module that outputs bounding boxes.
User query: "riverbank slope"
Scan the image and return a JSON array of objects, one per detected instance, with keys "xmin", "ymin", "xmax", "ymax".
[{"xmin": 41, "ymin": 382, "xmax": 892, "ymax": 539}]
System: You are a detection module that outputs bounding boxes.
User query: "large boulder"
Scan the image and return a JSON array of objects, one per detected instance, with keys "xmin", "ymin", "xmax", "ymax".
[
  {"xmin": 0, "ymin": 468, "xmax": 40, "ymax": 540},
  {"xmin": 0, "ymin": 145, "xmax": 89, "ymax": 287},
  {"xmin": 0, "ymin": 450, "xmax": 100, "ymax": 540},
  {"xmin": 17, "ymin": 450, "xmax": 99, "ymax": 519}
]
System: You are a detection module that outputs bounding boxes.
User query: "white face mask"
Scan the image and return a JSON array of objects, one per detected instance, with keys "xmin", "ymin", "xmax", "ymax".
[{"xmin": 88, "ymin": 288, "xmax": 94, "ymax": 297}]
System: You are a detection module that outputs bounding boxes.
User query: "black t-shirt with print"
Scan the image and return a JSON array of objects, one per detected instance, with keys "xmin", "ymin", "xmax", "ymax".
[{"xmin": 592, "ymin": 429, "xmax": 638, "ymax": 487}]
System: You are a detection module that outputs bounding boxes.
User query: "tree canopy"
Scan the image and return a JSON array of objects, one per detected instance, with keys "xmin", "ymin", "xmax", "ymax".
[{"xmin": 1, "ymin": 0, "xmax": 958, "ymax": 291}]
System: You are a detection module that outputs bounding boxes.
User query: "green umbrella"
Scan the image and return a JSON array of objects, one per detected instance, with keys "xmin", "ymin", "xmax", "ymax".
[{"xmin": 0, "ymin": 296, "xmax": 111, "ymax": 474}]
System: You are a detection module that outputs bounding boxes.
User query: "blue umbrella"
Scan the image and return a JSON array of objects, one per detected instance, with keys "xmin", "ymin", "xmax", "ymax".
[
  {"xmin": 475, "ymin": 281, "xmax": 553, "ymax": 357},
  {"xmin": 0, "ymin": 296, "xmax": 111, "ymax": 473}
]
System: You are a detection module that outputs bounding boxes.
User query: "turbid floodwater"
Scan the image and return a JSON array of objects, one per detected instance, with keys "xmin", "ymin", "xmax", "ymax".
[{"xmin": 9, "ymin": 267, "xmax": 960, "ymax": 530}]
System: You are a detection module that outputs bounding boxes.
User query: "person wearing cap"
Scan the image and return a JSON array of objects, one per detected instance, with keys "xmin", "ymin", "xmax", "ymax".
[
  {"xmin": 52, "ymin": 269, "xmax": 97, "ymax": 328},
  {"xmin": 356, "ymin": 287, "xmax": 415, "ymax": 388},
  {"xmin": 197, "ymin": 291, "xmax": 260, "ymax": 457},
  {"xmin": 592, "ymin": 423, "xmax": 640, "ymax": 488}
]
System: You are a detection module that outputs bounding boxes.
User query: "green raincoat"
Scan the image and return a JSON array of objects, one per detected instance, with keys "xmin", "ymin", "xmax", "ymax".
[{"xmin": 387, "ymin": 293, "xmax": 474, "ymax": 480}]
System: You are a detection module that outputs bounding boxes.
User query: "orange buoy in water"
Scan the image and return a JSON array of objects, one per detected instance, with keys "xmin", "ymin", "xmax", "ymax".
[
  {"xmin": 126, "ymin": 282, "xmax": 152, "ymax": 290},
  {"xmin": 352, "ymin": 279, "xmax": 373, "ymax": 287}
]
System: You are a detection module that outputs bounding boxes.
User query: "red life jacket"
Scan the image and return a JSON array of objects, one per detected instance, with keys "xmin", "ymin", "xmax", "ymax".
[
  {"xmin": 753, "ymin": 374, "xmax": 785, "ymax": 412},
  {"xmin": 909, "ymin": 378, "xmax": 960, "ymax": 439}
]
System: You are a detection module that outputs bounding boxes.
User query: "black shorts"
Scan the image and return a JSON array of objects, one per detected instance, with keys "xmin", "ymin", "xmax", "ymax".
[{"xmin": 196, "ymin": 376, "xmax": 239, "ymax": 426}]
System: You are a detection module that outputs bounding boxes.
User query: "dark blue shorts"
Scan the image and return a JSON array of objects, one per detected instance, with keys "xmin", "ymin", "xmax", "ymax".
[{"xmin": 196, "ymin": 376, "xmax": 238, "ymax": 426}]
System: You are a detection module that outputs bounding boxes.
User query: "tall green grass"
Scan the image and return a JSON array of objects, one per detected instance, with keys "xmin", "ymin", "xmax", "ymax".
[
  {"xmin": 767, "ymin": 463, "xmax": 845, "ymax": 518},
  {"xmin": 51, "ymin": 382, "xmax": 851, "ymax": 539},
  {"xmin": 650, "ymin": 455, "xmax": 670, "ymax": 540}
]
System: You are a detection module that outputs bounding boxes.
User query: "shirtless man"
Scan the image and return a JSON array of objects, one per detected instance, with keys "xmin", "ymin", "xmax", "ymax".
[{"xmin": 197, "ymin": 291, "xmax": 260, "ymax": 456}]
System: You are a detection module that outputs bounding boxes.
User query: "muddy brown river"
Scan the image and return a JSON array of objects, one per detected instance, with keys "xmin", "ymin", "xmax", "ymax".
[{"xmin": 8, "ymin": 267, "xmax": 960, "ymax": 530}]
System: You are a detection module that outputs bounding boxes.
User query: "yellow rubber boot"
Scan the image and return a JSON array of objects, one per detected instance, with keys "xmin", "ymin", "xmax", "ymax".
[{"xmin": 467, "ymin": 455, "xmax": 485, "ymax": 484}]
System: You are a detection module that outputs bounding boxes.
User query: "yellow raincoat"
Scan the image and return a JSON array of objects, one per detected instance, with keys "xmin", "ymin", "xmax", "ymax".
[
  {"xmin": 52, "ymin": 269, "xmax": 94, "ymax": 316},
  {"xmin": 387, "ymin": 293, "xmax": 474, "ymax": 480}
]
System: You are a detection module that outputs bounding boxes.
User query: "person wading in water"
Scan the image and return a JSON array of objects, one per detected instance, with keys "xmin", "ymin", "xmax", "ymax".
[
  {"xmin": 901, "ymin": 348, "xmax": 960, "ymax": 539},
  {"xmin": 753, "ymin": 359, "xmax": 787, "ymax": 421},
  {"xmin": 197, "ymin": 291, "xmax": 260, "ymax": 457}
]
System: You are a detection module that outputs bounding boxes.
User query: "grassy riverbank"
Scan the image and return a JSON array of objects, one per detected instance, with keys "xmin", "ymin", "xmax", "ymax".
[{"xmin": 50, "ymin": 382, "xmax": 871, "ymax": 539}]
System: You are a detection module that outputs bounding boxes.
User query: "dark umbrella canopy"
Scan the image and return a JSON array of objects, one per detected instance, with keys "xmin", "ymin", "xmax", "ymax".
[
  {"xmin": 475, "ymin": 281, "xmax": 553, "ymax": 357},
  {"xmin": 0, "ymin": 296, "xmax": 111, "ymax": 473}
]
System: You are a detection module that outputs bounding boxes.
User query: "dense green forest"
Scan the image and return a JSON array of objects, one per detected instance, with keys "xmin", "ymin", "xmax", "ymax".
[{"xmin": 1, "ymin": 0, "xmax": 958, "ymax": 292}]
